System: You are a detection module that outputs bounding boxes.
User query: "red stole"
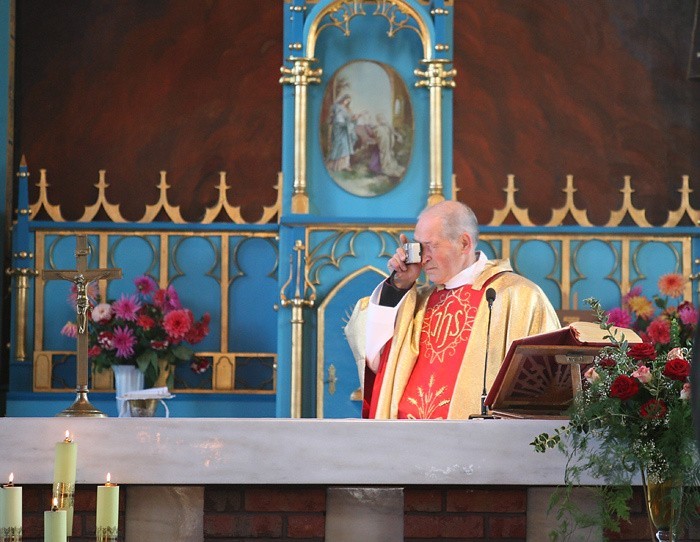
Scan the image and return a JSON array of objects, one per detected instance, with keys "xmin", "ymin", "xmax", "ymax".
[{"xmin": 364, "ymin": 284, "xmax": 486, "ymax": 419}]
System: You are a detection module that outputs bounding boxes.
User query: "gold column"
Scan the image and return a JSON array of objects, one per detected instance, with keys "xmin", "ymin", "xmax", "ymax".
[
  {"xmin": 415, "ymin": 59, "xmax": 456, "ymax": 206},
  {"xmin": 6, "ymin": 263, "xmax": 38, "ymax": 361},
  {"xmin": 279, "ymin": 240, "xmax": 316, "ymax": 418},
  {"xmin": 280, "ymin": 57, "xmax": 322, "ymax": 214}
]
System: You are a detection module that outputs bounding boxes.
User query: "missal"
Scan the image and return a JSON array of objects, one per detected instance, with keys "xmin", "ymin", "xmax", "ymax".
[{"xmin": 484, "ymin": 321, "xmax": 642, "ymax": 418}]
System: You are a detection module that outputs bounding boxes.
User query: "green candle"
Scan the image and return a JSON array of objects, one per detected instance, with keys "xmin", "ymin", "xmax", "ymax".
[
  {"xmin": 52, "ymin": 432, "xmax": 77, "ymax": 536},
  {"xmin": 96, "ymin": 473, "xmax": 119, "ymax": 539},
  {"xmin": 44, "ymin": 499, "xmax": 66, "ymax": 542},
  {"xmin": 1, "ymin": 473, "xmax": 22, "ymax": 537}
]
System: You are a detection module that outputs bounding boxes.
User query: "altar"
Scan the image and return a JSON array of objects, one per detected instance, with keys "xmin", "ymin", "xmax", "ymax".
[{"xmin": 1, "ymin": 417, "xmax": 608, "ymax": 541}]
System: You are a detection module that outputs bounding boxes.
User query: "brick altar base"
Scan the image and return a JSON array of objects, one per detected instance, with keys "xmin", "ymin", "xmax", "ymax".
[{"xmin": 14, "ymin": 485, "xmax": 700, "ymax": 541}]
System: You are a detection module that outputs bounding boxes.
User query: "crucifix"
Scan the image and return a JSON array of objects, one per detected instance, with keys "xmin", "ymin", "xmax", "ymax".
[{"xmin": 41, "ymin": 234, "xmax": 122, "ymax": 417}]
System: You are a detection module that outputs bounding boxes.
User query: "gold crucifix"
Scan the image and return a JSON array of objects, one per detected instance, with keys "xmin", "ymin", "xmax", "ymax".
[{"xmin": 41, "ymin": 234, "xmax": 122, "ymax": 417}]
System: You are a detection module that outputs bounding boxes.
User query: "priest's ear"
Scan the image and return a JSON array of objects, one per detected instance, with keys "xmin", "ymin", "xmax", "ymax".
[{"xmin": 460, "ymin": 232, "xmax": 474, "ymax": 254}]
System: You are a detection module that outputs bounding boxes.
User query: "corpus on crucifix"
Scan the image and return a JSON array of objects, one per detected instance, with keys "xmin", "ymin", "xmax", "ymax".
[{"xmin": 41, "ymin": 234, "xmax": 122, "ymax": 417}]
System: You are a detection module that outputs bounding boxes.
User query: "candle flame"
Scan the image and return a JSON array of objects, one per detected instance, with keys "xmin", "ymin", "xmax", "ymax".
[
  {"xmin": 64, "ymin": 430, "xmax": 72, "ymax": 443},
  {"xmin": 106, "ymin": 472, "xmax": 111, "ymax": 483},
  {"xmin": 52, "ymin": 496, "xmax": 59, "ymax": 510},
  {"xmin": 8, "ymin": 472, "xmax": 13, "ymax": 484}
]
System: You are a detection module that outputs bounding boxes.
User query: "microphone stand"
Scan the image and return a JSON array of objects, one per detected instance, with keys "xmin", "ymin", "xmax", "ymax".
[{"xmin": 469, "ymin": 288, "xmax": 499, "ymax": 419}]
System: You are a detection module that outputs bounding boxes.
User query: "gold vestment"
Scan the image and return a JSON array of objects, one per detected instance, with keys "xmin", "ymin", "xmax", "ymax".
[{"xmin": 347, "ymin": 259, "xmax": 561, "ymax": 419}]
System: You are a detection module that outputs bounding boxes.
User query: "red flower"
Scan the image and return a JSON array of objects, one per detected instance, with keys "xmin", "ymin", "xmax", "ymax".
[
  {"xmin": 185, "ymin": 313, "xmax": 211, "ymax": 345},
  {"xmin": 640, "ymin": 399, "xmax": 667, "ymax": 419},
  {"xmin": 627, "ymin": 343, "xmax": 656, "ymax": 361},
  {"xmin": 598, "ymin": 357, "xmax": 616, "ymax": 368},
  {"xmin": 663, "ymin": 359, "xmax": 691, "ymax": 381},
  {"xmin": 136, "ymin": 314, "xmax": 155, "ymax": 331},
  {"xmin": 609, "ymin": 375, "xmax": 639, "ymax": 400},
  {"xmin": 88, "ymin": 345, "xmax": 102, "ymax": 358},
  {"xmin": 190, "ymin": 356, "xmax": 211, "ymax": 374},
  {"xmin": 646, "ymin": 319, "xmax": 671, "ymax": 345},
  {"xmin": 163, "ymin": 309, "xmax": 193, "ymax": 339}
]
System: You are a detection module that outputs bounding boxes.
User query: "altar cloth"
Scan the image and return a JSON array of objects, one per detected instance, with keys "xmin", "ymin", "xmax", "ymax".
[{"xmin": 0, "ymin": 417, "xmax": 587, "ymax": 486}]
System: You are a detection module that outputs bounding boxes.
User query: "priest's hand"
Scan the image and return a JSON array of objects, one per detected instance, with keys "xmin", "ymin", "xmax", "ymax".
[{"xmin": 388, "ymin": 234, "xmax": 422, "ymax": 289}]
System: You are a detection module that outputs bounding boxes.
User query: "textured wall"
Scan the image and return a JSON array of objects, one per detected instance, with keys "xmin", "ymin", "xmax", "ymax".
[{"xmin": 14, "ymin": 1, "xmax": 700, "ymax": 225}]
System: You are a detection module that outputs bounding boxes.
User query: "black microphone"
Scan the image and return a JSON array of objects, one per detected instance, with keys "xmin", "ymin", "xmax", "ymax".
[{"xmin": 469, "ymin": 287, "xmax": 499, "ymax": 419}]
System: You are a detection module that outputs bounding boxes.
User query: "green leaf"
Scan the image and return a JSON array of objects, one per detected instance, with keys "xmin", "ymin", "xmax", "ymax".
[{"xmin": 172, "ymin": 344, "xmax": 194, "ymax": 361}]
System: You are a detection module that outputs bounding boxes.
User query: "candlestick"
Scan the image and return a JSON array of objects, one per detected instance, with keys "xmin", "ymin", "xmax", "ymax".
[
  {"xmin": 44, "ymin": 498, "xmax": 67, "ymax": 542},
  {"xmin": 1, "ymin": 472, "xmax": 22, "ymax": 541},
  {"xmin": 52, "ymin": 432, "xmax": 77, "ymax": 537},
  {"xmin": 96, "ymin": 473, "xmax": 119, "ymax": 542}
]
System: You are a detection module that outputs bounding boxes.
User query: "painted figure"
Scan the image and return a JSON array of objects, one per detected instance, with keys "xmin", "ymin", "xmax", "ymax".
[{"xmin": 326, "ymin": 94, "xmax": 357, "ymax": 172}]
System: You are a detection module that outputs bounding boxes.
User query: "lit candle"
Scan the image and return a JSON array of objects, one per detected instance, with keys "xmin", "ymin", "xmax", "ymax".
[
  {"xmin": 52, "ymin": 431, "xmax": 77, "ymax": 536},
  {"xmin": 1, "ymin": 473, "xmax": 22, "ymax": 539},
  {"xmin": 96, "ymin": 473, "xmax": 119, "ymax": 540},
  {"xmin": 44, "ymin": 497, "xmax": 67, "ymax": 542}
]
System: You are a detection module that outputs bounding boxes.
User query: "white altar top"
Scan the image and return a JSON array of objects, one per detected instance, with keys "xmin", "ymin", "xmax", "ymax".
[{"xmin": 0, "ymin": 418, "xmax": 584, "ymax": 486}]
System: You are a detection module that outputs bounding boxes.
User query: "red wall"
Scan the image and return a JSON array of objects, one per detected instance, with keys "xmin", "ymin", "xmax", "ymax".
[{"xmin": 14, "ymin": 1, "xmax": 700, "ymax": 225}]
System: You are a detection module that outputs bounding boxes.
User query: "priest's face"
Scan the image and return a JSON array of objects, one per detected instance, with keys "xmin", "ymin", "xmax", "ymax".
[{"xmin": 413, "ymin": 210, "xmax": 474, "ymax": 285}]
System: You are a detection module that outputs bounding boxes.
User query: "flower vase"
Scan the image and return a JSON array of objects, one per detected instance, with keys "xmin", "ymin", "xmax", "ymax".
[
  {"xmin": 154, "ymin": 358, "xmax": 172, "ymax": 389},
  {"xmin": 112, "ymin": 365, "xmax": 145, "ymax": 417},
  {"xmin": 644, "ymin": 476, "xmax": 683, "ymax": 542}
]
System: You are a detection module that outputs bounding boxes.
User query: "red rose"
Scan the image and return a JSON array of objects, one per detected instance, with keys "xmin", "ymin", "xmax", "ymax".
[
  {"xmin": 609, "ymin": 375, "xmax": 639, "ymax": 400},
  {"xmin": 640, "ymin": 399, "xmax": 667, "ymax": 419},
  {"xmin": 598, "ymin": 357, "xmax": 616, "ymax": 368},
  {"xmin": 662, "ymin": 359, "xmax": 691, "ymax": 381},
  {"xmin": 627, "ymin": 343, "xmax": 656, "ymax": 361}
]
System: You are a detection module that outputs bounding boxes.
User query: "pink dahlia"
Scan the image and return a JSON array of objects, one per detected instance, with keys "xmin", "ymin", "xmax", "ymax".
[
  {"xmin": 136, "ymin": 314, "xmax": 156, "ymax": 331},
  {"xmin": 112, "ymin": 326, "xmax": 136, "ymax": 359},
  {"xmin": 112, "ymin": 294, "xmax": 142, "ymax": 322},
  {"xmin": 61, "ymin": 321, "xmax": 77, "ymax": 338},
  {"xmin": 134, "ymin": 275, "xmax": 158, "ymax": 297},
  {"xmin": 154, "ymin": 286, "xmax": 181, "ymax": 312},
  {"xmin": 606, "ymin": 307, "xmax": 632, "ymax": 328},
  {"xmin": 677, "ymin": 302, "xmax": 698, "ymax": 326}
]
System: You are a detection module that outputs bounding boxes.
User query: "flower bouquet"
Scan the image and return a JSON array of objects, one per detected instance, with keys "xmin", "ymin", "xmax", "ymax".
[
  {"xmin": 531, "ymin": 274, "xmax": 699, "ymax": 540},
  {"xmin": 61, "ymin": 275, "xmax": 211, "ymax": 386}
]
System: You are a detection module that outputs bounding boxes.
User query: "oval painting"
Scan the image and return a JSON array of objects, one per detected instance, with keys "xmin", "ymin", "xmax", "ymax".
[{"xmin": 320, "ymin": 60, "xmax": 413, "ymax": 197}]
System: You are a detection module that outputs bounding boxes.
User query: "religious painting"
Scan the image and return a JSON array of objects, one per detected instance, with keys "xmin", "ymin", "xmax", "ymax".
[{"xmin": 320, "ymin": 60, "xmax": 413, "ymax": 198}]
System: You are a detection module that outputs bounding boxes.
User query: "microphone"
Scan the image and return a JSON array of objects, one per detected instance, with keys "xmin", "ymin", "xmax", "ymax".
[{"xmin": 469, "ymin": 287, "xmax": 499, "ymax": 420}]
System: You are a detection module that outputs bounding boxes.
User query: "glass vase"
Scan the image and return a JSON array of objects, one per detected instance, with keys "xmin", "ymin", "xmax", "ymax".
[
  {"xmin": 112, "ymin": 364, "xmax": 145, "ymax": 417},
  {"xmin": 643, "ymin": 475, "xmax": 683, "ymax": 542}
]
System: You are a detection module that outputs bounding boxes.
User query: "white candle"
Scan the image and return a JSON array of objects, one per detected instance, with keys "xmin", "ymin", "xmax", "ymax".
[
  {"xmin": 52, "ymin": 431, "xmax": 77, "ymax": 536},
  {"xmin": 44, "ymin": 498, "xmax": 67, "ymax": 542},
  {"xmin": 96, "ymin": 472, "xmax": 119, "ymax": 539},
  {"xmin": 1, "ymin": 473, "xmax": 22, "ymax": 537}
]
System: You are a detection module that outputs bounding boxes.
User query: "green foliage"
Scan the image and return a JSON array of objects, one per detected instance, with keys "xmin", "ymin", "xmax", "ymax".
[{"xmin": 531, "ymin": 296, "xmax": 699, "ymax": 540}]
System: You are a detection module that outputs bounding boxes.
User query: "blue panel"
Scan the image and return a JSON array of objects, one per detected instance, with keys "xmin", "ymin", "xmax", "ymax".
[
  {"xmin": 571, "ymin": 239, "xmax": 621, "ymax": 310},
  {"xmin": 229, "ymin": 237, "xmax": 278, "ymax": 352},
  {"xmin": 107, "ymin": 234, "xmax": 160, "ymax": 298},
  {"xmin": 510, "ymin": 239, "xmax": 562, "ymax": 308},
  {"xmin": 321, "ymin": 269, "xmax": 385, "ymax": 418}
]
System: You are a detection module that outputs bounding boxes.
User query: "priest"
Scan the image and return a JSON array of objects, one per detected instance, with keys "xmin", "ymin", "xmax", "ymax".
[{"xmin": 345, "ymin": 200, "xmax": 560, "ymax": 419}]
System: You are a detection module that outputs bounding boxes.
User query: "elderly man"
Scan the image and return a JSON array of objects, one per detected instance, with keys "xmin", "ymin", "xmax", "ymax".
[{"xmin": 346, "ymin": 200, "xmax": 560, "ymax": 419}]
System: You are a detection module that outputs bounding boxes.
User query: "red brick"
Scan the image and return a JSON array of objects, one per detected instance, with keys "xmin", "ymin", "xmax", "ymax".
[
  {"xmin": 487, "ymin": 515, "xmax": 527, "ymax": 538},
  {"xmin": 404, "ymin": 488, "xmax": 444, "ymax": 512},
  {"xmin": 74, "ymin": 485, "xmax": 97, "ymax": 510},
  {"xmin": 23, "ymin": 514, "xmax": 44, "ymax": 538},
  {"xmin": 203, "ymin": 513, "xmax": 236, "ymax": 536},
  {"xmin": 234, "ymin": 514, "xmax": 284, "ymax": 537},
  {"xmin": 245, "ymin": 487, "xmax": 325, "ymax": 512},
  {"xmin": 441, "ymin": 514, "xmax": 485, "ymax": 538},
  {"xmin": 287, "ymin": 513, "xmax": 325, "ymax": 538},
  {"xmin": 405, "ymin": 513, "xmax": 483, "ymax": 538},
  {"xmin": 447, "ymin": 488, "xmax": 527, "ymax": 513}
]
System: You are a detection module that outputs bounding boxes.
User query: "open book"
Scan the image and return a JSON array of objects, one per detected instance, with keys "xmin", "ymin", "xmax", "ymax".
[{"xmin": 484, "ymin": 321, "xmax": 642, "ymax": 418}]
